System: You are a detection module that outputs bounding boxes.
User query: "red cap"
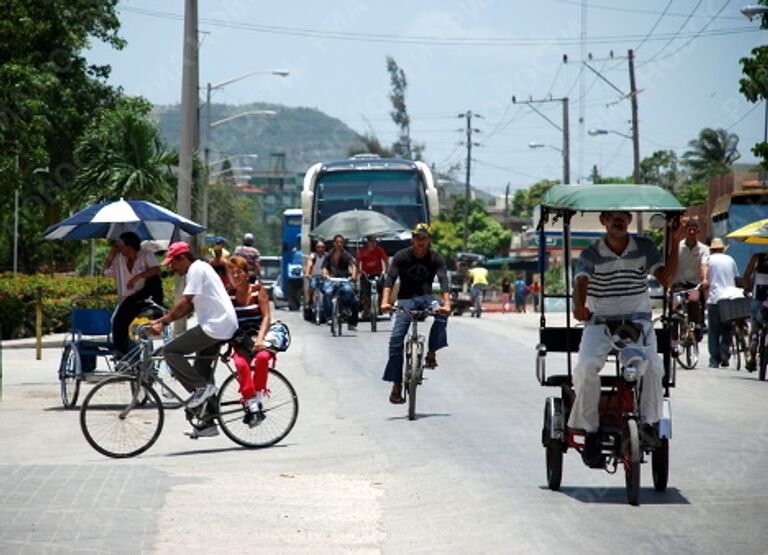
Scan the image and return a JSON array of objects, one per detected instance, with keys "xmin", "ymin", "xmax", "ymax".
[{"xmin": 161, "ymin": 241, "xmax": 191, "ymax": 265}]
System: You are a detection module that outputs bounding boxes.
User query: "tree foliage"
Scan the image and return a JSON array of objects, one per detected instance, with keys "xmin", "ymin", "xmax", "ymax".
[
  {"xmin": 682, "ymin": 127, "xmax": 741, "ymax": 181},
  {"xmin": 511, "ymin": 179, "xmax": 557, "ymax": 218},
  {"xmin": 0, "ymin": 0, "xmax": 124, "ymax": 272},
  {"xmin": 740, "ymin": 39, "xmax": 768, "ymax": 171},
  {"xmin": 640, "ymin": 150, "xmax": 678, "ymax": 190},
  {"xmin": 75, "ymin": 97, "xmax": 177, "ymax": 205},
  {"xmin": 431, "ymin": 197, "xmax": 511, "ymax": 261}
]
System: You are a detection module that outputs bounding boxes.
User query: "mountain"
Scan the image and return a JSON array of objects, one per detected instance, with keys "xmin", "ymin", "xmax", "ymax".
[{"xmin": 152, "ymin": 103, "xmax": 365, "ymax": 172}]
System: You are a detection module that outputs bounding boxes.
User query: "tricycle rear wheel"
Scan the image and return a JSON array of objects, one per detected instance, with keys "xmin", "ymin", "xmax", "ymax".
[
  {"xmin": 652, "ymin": 438, "xmax": 669, "ymax": 492},
  {"xmin": 623, "ymin": 419, "xmax": 641, "ymax": 506}
]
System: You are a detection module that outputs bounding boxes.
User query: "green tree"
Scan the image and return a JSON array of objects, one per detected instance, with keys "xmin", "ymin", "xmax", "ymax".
[
  {"xmin": 0, "ymin": 0, "xmax": 124, "ymax": 272},
  {"xmin": 207, "ymin": 181, "xmax": 263, "ymax": 249},
  {"xmin": 348, "ymin": 132, "xmax": 394, "ymax": 158},
  {"xmin": 740, "ymin": 23, "xmax": 768, "ymax": 172},
  {"xmin": 675, "ymin": 181, "xmax": 708, "ymax": 207},
  {"xmin": 640, "ymin": 150, "xmax": 678, "ymax": 190},
  {"xmin": 682, "ymin": 128, "xmax": 741, "ymax": 181},
  {"xmin": 432, "ymin": 197, "xmax": 511, "ymax": 259},
  {"xmin": 74, "ymin": 98, "xmax": 178, "ymax": 205},
  {"xmin": 511, "ymin": 179, "xmax": 557, "ymax": 218},
  {"xmin": 386, "ymin": 56, "xmax": 412, "ymax": 159}
]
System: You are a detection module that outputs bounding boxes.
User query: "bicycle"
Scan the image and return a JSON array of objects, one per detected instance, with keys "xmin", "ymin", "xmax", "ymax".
[
  {"xmin": 362, "ymin": 273, "xmax": 382, "ymax": 332},
  {"xmin": 669, "ymin": 285, "xmax": 701, "ymax": 370},
  {"xmin": 79, "ymin": 323, "xmax": 299, "ymax": 458},
  {"xmin": 326, "ymin": 277, "xmax": 353, "ymax": 337},
  {"xmin": 311, "ymin": 282, "xmax": 325, "ymax": 326},
  {"xmin": 731, "ymin": 317, "xmax": 749, "ymax": 371},
  {"xmin": 395, "ymin": 304, "xmax": 437, "ymax": 421}
]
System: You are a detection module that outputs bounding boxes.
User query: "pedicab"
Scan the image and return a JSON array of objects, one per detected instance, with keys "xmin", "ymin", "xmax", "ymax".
[{"xmin": 535, "ymin": 184, "xmax": 683, "ymax": 505}]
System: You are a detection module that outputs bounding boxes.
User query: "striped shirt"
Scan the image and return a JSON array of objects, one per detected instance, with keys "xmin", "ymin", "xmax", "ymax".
[
  {"xmin": 575, "ymin": 235, "xmax": 662, "ymax": 318},
  {"xmin": 233, "ymin": 245, "xmax": 261, "ymax": 276}
]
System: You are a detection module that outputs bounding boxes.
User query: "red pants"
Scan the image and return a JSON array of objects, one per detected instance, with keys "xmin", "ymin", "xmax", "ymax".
[{"xmin": 232, "ymin": 349, "xmax": 273, "ymax": 399}]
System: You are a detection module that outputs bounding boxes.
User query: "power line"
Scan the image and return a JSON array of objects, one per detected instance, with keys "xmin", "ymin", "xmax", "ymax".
[
  {"xmin": 726, "ymin": 102, "xmax": 764, "ymax": 131},
  {"xmin": 632, "ymin": 0, "xmax": 673, "ymax": 53},
  {"xmin": 639, "ymin": 0, "xmax": 703, "ymax": 66},
  {"xmin": 551, "ymin": 0, "xmax": 744, "ymax": 20},
  {"xmin": 120, "ymin": 6, "xmax": 757, "ymax": 47}
]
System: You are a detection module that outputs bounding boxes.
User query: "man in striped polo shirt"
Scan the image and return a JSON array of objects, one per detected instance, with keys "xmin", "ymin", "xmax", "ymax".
[{"xmin": 570, "ymin": 210, "xmax": 683, "ymax": 466}]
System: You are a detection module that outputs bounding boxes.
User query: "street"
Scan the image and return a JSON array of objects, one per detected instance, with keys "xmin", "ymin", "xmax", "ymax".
[{"xmin": 1, "ymin": 309, "xmax": 768, "ymax": 554}]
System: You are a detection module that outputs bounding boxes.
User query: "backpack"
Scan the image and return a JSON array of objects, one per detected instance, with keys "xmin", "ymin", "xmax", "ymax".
[{"xmin": 264, "ymin": 320, "xmax": 291, "ymax": 352}]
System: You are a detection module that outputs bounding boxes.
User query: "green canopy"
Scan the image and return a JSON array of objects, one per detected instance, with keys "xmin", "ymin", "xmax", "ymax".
[{"xmin": 540, "ymin": 184, "xmax": 684, "ymax": 213}]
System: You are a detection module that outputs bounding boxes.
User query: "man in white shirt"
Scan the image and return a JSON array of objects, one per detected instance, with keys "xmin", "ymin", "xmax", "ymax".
[
  {"xmin": 673, "ymin": 218, "xmax": 709, "ymax": 340},
  {"xmin": 705, "ymin": 238, "xmax": 739, "ymax": 368},
  {"xmin": 149, "ymin": 242, "xmax": 238, "ymax": 439}
]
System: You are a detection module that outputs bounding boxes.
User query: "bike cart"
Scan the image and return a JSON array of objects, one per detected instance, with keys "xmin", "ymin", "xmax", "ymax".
[{"xmin": 535, "ymin": 184, "xmax": 684, "ymax": 505}]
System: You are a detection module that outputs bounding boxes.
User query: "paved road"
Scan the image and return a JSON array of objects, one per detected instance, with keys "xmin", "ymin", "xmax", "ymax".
[{"xmin": 1, "ymin": 310, "xmax": 767, "ymax": 554}]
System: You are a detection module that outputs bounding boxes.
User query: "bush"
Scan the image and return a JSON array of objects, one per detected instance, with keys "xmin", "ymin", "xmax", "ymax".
[{"xmin": 0, "ymin": 273, "xmax": 117, "ymax": 339}]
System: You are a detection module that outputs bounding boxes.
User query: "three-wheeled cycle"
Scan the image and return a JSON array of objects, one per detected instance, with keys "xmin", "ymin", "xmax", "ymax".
[{"xmin": 535, "ymin": 184, "xmax": 682, "ymax": 506}]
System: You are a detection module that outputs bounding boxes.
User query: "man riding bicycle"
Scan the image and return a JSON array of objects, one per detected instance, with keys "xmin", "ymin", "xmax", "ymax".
[
  {"xmin": 570, "ymin": 211, "xmax": 682, "ymax": 466},
  {"xmin": 149, "ymin": 241, "xmax": 238, "ymax": 439},
  {"xmin": 381, "ymin": 223, "xmax": 451, "ymax": 404},
  {"xmin": 304, "ymin": 239, "xmax": 327, "ymax": 306},
  {"xmin": 672, "ymin": 217, "xmax": 709, "ymax": 341},
  {"xmin": 322, "ymin": 234, "xmax": 359, "ymax": 331},
  {"xmin": 742, "ymin": 249, "xmax": 768, "ymax": 372},
  {"xmin": 356, "ymin": 235, "xmax": 389, "ymax": 318}
]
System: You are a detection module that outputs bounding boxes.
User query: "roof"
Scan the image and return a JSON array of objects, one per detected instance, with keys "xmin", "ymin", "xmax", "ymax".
[{"xmin": 540, "ymin": 184, "xmax": 684, "ymax": 213}]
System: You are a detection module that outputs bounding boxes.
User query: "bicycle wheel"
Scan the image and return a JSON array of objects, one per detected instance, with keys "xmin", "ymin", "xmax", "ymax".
[
  {"xmin": 623, "ymin": 419, "xmax": 641, "ymax": 506},
  {"xmin": 732, "ymin": 324, "xmax": 744, "ymax": 370},
  {"xmin": 314, "ymin": 291, "xmax": 323, "ymax": 325},
  {"xmin": 217, "ymin": 370, "xmax": 299, "ymax": 448},
  {"xmin": 330, "ymin": 297, "xmax": 339, "ymax": 336},
  {"xmin": 80, "ymin": 376, "xmax": 164, "ymax": 458},
  {"xmin": 546, "ymin": 439, "xmax": 564, "ymax": 491},
  {"xmin": 59, "ymin": 344, "xmax": 81, "ymax": 408},
  {"xmin": 676, "ymin": 327, "xmax": 699, "ymax": 369},
  {"xmin": 406, "ymin": 348, "xmax": 419, "ymax": 421},
  {"xmin": 370, "ymin": 289, "xmax": 378, "ymax": 332},
  {"xmin": 652, "ymin": 438, "xmax": 669, "ymax": 492}
]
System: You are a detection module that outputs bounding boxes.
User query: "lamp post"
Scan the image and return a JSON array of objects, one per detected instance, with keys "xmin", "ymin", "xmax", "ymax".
[
  {"xmin": 528, "ymin": 141, "xmax": 568, "ymax": 185},
  {"xmin": 203, "ymin": 69, "xmax": 289, "ymax": 229}
]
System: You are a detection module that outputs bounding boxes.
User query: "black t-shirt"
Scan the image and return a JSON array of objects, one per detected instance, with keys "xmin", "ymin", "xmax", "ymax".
[
  {"xmin": 384, "ymin": 247, "xmax": 449, "ymax": 299},
  {"xmin": 323, "ymin": 249, "xmax": 355, "ymax": 278}
]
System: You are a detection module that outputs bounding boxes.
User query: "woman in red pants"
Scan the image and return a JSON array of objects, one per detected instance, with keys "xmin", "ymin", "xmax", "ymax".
[{"xmin": 226, "ymin": 255, "xmax": 274, "ymax": 419}]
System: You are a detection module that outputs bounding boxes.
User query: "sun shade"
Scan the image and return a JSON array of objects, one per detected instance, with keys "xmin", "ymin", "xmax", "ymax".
[{"xmin": 540, "ymin": 184, "xmax": 684, "ymax": 213}]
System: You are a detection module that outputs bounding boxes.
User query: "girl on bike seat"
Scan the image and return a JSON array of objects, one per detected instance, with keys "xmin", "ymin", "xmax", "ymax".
[{"xmin": 226, "ymin": 255, "xmax": 273, "ymax": 417}]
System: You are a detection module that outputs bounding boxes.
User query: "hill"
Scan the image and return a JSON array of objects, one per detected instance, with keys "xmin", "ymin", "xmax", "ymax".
[{"xmin": 152, "ymin": 103, "xmax": 365, "ymax": 172}]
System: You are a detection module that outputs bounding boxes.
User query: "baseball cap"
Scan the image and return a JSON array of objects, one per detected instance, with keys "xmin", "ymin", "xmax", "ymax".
[
  {"xmin": 161, "ymin": 241, "xmax": 191, "ymax": 265},
  {"xmin": 412, "ymin": 223, "xmax": 431, "ymax": 237}
]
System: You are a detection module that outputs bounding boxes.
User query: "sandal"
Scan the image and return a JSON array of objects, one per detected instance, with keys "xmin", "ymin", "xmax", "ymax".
[
  {"xmin": 424, "ymin": 353, "xmax": 438, "ymax": 369},
  {"xmin": 389, "ymin": 384, "xmax": 405, "ymax": 404}
]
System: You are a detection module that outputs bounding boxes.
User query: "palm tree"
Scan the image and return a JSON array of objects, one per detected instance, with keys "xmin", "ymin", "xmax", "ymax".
[
  {"xmin": 682, "ymin": 128, "xmax": 741, "ymax": 181},
  {"xmin": 75, "ymin": 100, "xmax": 178, "ymax": 207}
]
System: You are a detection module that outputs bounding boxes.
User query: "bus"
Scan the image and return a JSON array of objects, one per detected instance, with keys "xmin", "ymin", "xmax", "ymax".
[{"xmin": 300, "ymin": 155, "xmax": 439, "ymax": 254}]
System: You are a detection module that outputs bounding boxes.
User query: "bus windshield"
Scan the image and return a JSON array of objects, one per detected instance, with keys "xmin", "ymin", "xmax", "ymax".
[{"xmin": 315, "ymin": 170, "xmax": 427, "ymax": 228}]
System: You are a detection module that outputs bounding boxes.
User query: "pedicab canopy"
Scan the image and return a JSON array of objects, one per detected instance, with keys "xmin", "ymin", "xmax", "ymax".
[{"xmin": 539, "ymin": 184, "xmax": 684, "ymax": 213}]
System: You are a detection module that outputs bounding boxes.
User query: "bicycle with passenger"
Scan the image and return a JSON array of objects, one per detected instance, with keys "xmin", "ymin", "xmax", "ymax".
[
  {"xmin": 381, "ymin": 223, "xmax": 451, "ymax": 404},
  {"xmin": 149, "ymin": 241, "xmax": 238, "ymax": 439},
  {"xmin": 570, "ymin": 210, "xmax": 683, "ymax": 466},
  {"xmin": 322, "ymin": 234, "xmax": 359, "ymax": 331}
]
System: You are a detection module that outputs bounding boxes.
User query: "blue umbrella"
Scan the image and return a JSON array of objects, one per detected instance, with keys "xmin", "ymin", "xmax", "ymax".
[{"xmin": 44, "ymin": 199, "xmax": 205, "ymax": 241}]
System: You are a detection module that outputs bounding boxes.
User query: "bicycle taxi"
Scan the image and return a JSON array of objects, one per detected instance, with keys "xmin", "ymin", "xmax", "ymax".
[{"xmin": 535, "ymin": 184, "xmax": 683, "ymax": 505}]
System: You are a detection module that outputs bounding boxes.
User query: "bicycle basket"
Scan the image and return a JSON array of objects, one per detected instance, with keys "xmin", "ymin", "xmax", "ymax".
[{"xmin": 264, "ymin": 320, "xmax": 291, "ymax": 352}]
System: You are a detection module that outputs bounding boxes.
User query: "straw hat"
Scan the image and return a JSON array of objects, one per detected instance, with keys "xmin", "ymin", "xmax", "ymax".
[{"xmin": 710, "ymin": 237, "xmax": 727, "ymax": 251}]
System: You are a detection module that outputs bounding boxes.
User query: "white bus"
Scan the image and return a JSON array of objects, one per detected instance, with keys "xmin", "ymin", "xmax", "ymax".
[{"xmin": 300, "ymin": 155, "xmax": 439, "ymax": 254}]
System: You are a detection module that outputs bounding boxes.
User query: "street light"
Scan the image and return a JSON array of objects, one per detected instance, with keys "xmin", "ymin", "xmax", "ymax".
[
  {"xmin": 741, "ymin": 4, "xmax": 768, "ymax": 21},
  {"xmin": 203, "ymin": 69, "xmax": 289, "ymax": 230},
  {"xmin": 588, "ymin": 128, "xmax": 633, "ymax": 140},
  {"xmin": 209, "ymin": 110, "xmax": 277, "ymax": 128},
  {"xmin": 528, "ymin": 142, "xmax": 568, "ymax": 185}
]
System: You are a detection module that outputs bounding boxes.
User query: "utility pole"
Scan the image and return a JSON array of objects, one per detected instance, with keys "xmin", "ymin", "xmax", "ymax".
[
  {"xmin": 504, "ymin": 182, "xmax": 510, "ymax": 229},
  {"xmin": 591, "ymin": 164, "xmax": 600, "ymax": 184},
  {"xmin": 459, "ymin": 111, "xmax": 481, "ymax": 251},
  {"xmin": 628, "ymin": 49, "xmax": 641, "ymax": 185},
  {"xmin": 513, "ymin": 96, "xmax": 570, "ymax": 185}
]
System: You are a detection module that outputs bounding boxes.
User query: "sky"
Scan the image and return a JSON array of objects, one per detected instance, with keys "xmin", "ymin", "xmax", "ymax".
[{"xmin": 86, "ymin": 0, "xmax": 765, "ymax": 196}]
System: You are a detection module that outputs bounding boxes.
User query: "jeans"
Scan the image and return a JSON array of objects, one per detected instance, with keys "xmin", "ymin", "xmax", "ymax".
[
  {"xmin": 323, "ymin": 279, "xmax": 358, "ymax": 325},
  {"xmin": 707, "ymin": 303, "xmax": 732, "ymax": 365},
  {"xmin": 383, "ymin": 295, "xmax": 448, "ymax": 383}
]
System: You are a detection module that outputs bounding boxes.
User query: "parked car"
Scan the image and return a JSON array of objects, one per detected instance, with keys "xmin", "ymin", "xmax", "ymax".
[{"xmin": 648, "ymin": 275, "xmax": 664, "ymax": 309}]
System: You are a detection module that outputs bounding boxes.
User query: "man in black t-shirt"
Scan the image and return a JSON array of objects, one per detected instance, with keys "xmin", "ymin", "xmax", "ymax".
[
  {"xmin": 381, "ymin": 223, "xmax": 451, "ymax": 404},
  {"xmin": 322, "ymin": 234, "xmax": 359, "ymax": 330}
]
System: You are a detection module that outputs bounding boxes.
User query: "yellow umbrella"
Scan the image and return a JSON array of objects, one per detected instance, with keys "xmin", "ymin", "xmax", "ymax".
[{"xmin": 726, "ymin": 218, "xmax": 768, "ymax": 244}]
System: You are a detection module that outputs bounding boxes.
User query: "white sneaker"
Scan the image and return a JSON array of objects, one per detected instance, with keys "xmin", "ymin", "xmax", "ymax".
[
  {"xmin": 243, "ymin": 397, "xmax": 266, "ymax": 428},
  {"xmin": 186, "ymin": 383, "xmax": 217, "ymax": 409},
  {"xmin": 184, "ymin": 424, "xmax": 219, "ymax": 439}
]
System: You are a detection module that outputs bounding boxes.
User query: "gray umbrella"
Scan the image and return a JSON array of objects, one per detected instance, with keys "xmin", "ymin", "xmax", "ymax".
[{"xmin": 310, "ymin": 209, "xmax": 407, "ymax": 240}]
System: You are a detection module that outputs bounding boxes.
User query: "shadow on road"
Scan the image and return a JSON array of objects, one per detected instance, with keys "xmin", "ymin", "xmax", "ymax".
[
  {"xmin": 544, "ymin": 486, "xmax": 690, "ymax": 505},
  {"xmin": 385, "ymin": 412, "xmax": 452, "ymax": 421}
]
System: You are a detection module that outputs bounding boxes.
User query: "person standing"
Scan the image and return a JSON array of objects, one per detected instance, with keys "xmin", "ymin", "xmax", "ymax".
[
  {"xmin": 149, "ymin": 242, "xmax": 238, "ymax": 439},
  {"xmin": 705, "ymin": 238, "xmax": 738, "ymax": 368},
  {"xmin": 514, "ymin": 275, "xmax": 527, "ymax": 313},
  {"xmin": 381, "ymin": 223, "xmax": 451, "ymax": 404},
  {"xmin": 501, "ymin": 273, "xmax": 512, "ymax": 313},
  {"xmin": 467, "ymin": 262, "xmax": 489, "ymax": 317},
  {"xmin": 208, "ymin": 236, "xmax": 230, "ymax": 288},
  {"xmin": 530, "ymin": 279, "xmax": 541, "ymax": 313},
  {"xmin": 233, "ymin": 232, "xmax": 261, "ymax": 282},
  {"xmin": 104, "ymin": 231, "xmax": 163, "ymax": 358}
]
